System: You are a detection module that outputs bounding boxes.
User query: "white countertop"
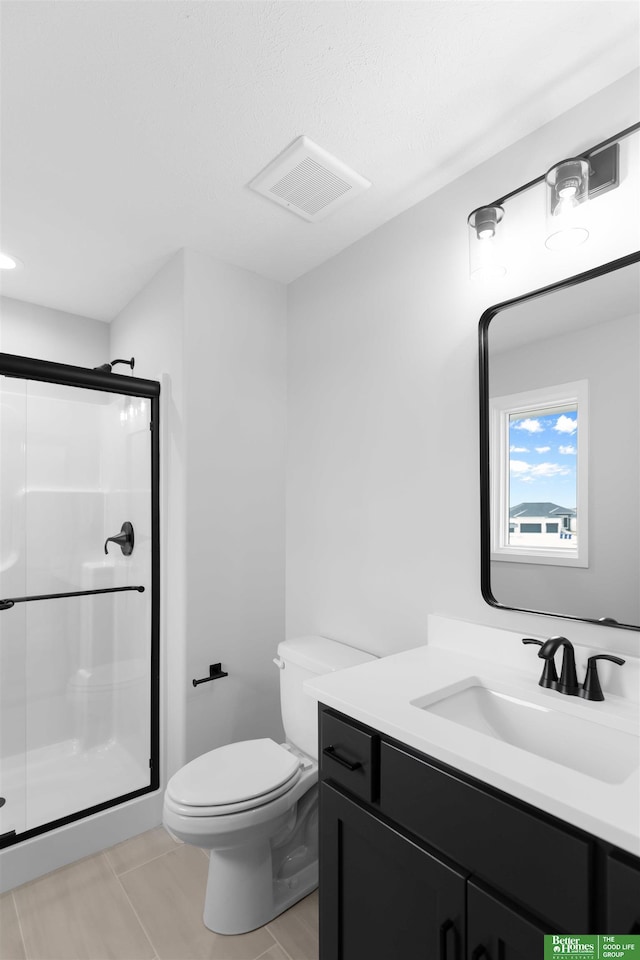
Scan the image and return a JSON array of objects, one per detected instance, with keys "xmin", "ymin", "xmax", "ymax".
[{"xmin": 305, "ymin": 636, "xmax": 640, "ymax": 856}]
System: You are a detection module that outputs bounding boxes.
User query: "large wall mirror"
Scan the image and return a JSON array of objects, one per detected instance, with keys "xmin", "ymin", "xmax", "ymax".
[{"xmin": 479, "ymin": 251, "xmax": 640, "ymax": 631}]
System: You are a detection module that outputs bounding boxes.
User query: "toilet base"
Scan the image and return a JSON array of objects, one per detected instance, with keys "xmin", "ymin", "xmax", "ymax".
[
  {"xmin": 272, "ymin": 862, "xmax": 318, "ymax": 926},
  {"xmin": 203, "ymin": 844, "xmax": 318, "ymax": 935}
]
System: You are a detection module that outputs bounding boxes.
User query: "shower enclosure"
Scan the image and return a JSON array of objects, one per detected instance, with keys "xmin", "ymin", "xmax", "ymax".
[{"xmin": 0, "ymin": 353, "xmax": 159, "ymax": 851}]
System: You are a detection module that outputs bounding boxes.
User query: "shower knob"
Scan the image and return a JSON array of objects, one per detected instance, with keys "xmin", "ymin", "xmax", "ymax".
[{"xmin": 104, "ymin": 522, "xmax": 135, "ymax": 556}]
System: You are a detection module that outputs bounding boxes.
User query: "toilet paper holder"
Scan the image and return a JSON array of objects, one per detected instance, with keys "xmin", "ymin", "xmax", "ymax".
[{"xmin": 192, "ymin": 663, "xmax": 229, "ymax": 687}]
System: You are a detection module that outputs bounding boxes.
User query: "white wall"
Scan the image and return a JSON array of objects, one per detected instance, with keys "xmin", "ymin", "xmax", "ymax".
[
  {"xmin": 286, "ymin": 69, "xmax": 640, "ymax": 658},
  {"xmin": 183, "ymin": 249, "xmax": 287, "ymax": 762},
  {"xmin": 110, "ymin": 248, "xmax": 287, "ymax": 775},
  {"xmin": 0, "ymin": 296, "xmax": 109, "ymax": 366},
  {"xmin": 110, "ymin": 251, "xmax": 187, "ymax": 780}
]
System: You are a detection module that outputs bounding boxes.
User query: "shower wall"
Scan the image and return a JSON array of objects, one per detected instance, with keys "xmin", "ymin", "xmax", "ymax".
[{"xmin": 0, "ymin": 296, "xmax": 109, "ymax": 366}]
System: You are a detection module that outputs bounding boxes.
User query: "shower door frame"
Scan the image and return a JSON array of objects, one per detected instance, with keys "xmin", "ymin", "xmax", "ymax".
[{"xmin": 0, "ymin": 352, "xmax": 160, "ymax": 849}]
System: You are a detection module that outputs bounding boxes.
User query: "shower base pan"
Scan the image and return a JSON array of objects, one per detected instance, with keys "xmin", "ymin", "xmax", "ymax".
[{"xmin": 0, "ymin": 739, "xmax": 149, "ymax": 838}]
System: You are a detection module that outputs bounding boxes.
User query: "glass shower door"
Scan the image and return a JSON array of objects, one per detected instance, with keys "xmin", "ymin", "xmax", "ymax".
[
  {"xmin": 0, "ymin": 360, "xmax": 159, "ymax": 844},
  {"xmin": 0, "ymin": 377, "xmax": 27, "ymax": 840}
]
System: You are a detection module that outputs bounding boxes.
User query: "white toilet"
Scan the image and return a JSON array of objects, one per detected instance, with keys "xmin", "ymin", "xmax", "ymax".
[{"xmin": 163, "ymin": 636, "xmax": 376, "ymax": 935}]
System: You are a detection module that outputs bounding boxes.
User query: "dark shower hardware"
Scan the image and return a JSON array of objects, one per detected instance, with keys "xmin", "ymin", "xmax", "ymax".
[
  {"xmin": 104, "ymin": 522, "xmax": 135, "ymax": 556},
  {"xmin": 521, "ymin": 638, "xmax": 558, "ymax": 688},
  {"xmin": 93, "ymin": 357, "xmax": 135, "ymax": 373},
  {"xmin": 0, "ymin": 352, "xmax": 157, "ymax": 398},
  {"xmin": 0, "ymin": 584, "xmax": 144, "ymax": 611},
  {"xmin": 192, "ymin": 663, "xmax": 229, "ymax": 687},
  {"xmin": 579, "ymin": 654, "xmax": 626, "ymax": 701}
]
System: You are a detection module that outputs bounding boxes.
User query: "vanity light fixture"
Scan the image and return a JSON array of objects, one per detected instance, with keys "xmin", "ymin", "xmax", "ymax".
[
  {"xmin": 466, "ymin": 128, "xmax": 629, "ymax": 279},
  {"xmin": 467, "ymin": 205, "xmax": 506, "ymax": 279}
]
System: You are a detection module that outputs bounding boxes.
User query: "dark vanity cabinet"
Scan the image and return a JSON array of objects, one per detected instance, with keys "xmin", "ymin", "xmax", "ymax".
[
  {"xmin": 321, "ymin": 785, "xmax": 466, "ymax": 959},
  {"xmin": 606, "ymin": 851, "xmax": 640, "ymax": 933},
  {"xmin": 466, "ymin": 884, "xmax": 551, "ymax": 959},
  {"xmin": 318, "ymin": 705, "xmax": 640, "ymax": 959}
]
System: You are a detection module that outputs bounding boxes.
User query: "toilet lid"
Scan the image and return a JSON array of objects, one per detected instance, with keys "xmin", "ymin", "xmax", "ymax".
[
  {"xmin": 166, "ymin": 739, "xmax": 302, "ymax": 807},
  {"xmin": 164, "ymin": 768, "xmax": 305, "ymax": 818}
]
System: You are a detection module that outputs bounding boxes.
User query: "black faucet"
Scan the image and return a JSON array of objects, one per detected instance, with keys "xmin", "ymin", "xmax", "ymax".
[
  {"xmin": 538, "ymin": 636, "xmax": 579, "ymax": 696},
  {"xmin": 523, "ymin": 636, "xmax": 626, "ymax": 701}
]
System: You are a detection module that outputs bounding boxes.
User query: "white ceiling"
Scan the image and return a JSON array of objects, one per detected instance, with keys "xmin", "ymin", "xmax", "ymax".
[{"xmin": 1, "ymin": 1, "xmax": 639, "ymax": 322}]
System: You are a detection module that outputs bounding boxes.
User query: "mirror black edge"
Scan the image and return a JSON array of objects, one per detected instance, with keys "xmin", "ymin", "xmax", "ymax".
[
  {"xmin": 478, "ymin": 250, "xmax": 640, "ymax": 632},
  {"xmin": 478, "ymin": 302, "xmax": 498, "ymax": 610}
]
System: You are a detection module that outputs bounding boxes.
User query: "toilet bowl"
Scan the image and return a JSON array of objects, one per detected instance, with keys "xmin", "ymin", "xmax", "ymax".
[{"xmin": 163, "ymin": 636, "xmax": 376, "ymax": 935}]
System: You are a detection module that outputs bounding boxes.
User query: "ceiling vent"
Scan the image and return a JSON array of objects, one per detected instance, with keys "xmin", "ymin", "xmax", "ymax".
[{"xmin": 248, "ymin": 136, "xmax": 371, "ymax": 222}]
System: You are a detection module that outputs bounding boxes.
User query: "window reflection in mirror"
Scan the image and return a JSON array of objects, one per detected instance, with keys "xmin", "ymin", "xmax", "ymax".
[
  {"xmin": 479, "ymin": 253, "xmax": 640, "ymax": 630},
  {"xmin": 491, "ymin": 381, "xmax": 588, "ymax": 567}
]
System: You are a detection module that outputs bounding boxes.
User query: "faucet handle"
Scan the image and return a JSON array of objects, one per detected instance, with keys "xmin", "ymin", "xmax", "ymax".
[
  {"xmin": 579, "ymin": 654, "xmax": 626, "ymax": 702},
  {"xmin": 522, "ymin": 638, "xmax": 558, "ymax": 688}
]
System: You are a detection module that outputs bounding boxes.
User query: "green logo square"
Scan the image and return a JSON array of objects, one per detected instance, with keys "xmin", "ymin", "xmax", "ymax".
[{"xmin": 544, "ymin": 935, "xmax": 640, "ymax": 959}]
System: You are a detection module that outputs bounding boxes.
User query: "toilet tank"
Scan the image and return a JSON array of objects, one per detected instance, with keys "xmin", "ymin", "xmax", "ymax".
[{"xmin": 275, "ymin": 636, "xmax": 377, "ymax": 760}]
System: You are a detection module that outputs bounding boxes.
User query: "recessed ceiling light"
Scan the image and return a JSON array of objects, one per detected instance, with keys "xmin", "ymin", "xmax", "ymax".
[{"xmin": 0, "ymin": 252, "xmax": 22, "ymax": 270}]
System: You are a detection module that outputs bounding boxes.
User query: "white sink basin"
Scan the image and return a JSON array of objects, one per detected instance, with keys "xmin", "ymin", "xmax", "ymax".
[{"xmin": 412, "ymin": 682, "xmax": 639, "ymax": 784}]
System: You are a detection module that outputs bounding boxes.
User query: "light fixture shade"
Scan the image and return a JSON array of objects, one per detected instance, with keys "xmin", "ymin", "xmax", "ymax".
[
  {"xmin": 467, "ymin": 205, "xmax": 506, "ymax": 279},
  {"xmin": 545, "ymin": 158, "xmax": 590, "ymax": 250}
]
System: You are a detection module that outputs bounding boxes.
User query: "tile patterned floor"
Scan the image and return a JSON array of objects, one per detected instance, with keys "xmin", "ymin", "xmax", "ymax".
[{"xmin": 0, "ymin": 828, "xmax": 319, "ymax": 960}]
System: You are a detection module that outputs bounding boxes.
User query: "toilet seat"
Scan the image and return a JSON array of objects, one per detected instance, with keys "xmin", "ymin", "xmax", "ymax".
[
  {"xmin": 165, "ymin": 768, "xmax": 303, "ymax": 818},
  {"xmin": 166, "ymin": 738, "xmax": 304, "ymax": 816}
]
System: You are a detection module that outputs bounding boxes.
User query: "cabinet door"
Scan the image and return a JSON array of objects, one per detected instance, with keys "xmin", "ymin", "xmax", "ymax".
[
  {"xmin": 606, "ymin": 852, "xmax": 640, "ymax": 933},
  {"xmin": 467, "ymin": 881, "xmax": 558, "ymax": 960},
  {"xmin": 320, "ymin": 782, "xmax": 466, "ymax": 960}
]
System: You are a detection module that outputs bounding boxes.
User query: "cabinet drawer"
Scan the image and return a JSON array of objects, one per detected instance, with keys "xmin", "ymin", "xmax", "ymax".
[
  {"xmin": 380, "ymin": 742, "xmax": 591, "ymax": 931},
  {"xmin": 320, "ymin": 709, "xmax": 379, "ymax": 803}
]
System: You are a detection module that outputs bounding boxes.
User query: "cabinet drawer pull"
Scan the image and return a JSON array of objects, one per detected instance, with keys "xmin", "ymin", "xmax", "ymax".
[
  {"xmin": 439, "ymin": 918, "xmax": 454, "ymax": 959},
  {"xmin": 323, "ymin": 745, "xmax": 362, "ymax": 771},
  {"xmin": 471, "ymin": 946, "xmax": 490, "ymax": 960}
]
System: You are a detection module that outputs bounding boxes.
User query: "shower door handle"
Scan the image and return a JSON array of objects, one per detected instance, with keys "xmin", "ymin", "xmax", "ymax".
[{"xmin": 0, "ymin": 584, "xmax": 145, "ymax": 611}]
